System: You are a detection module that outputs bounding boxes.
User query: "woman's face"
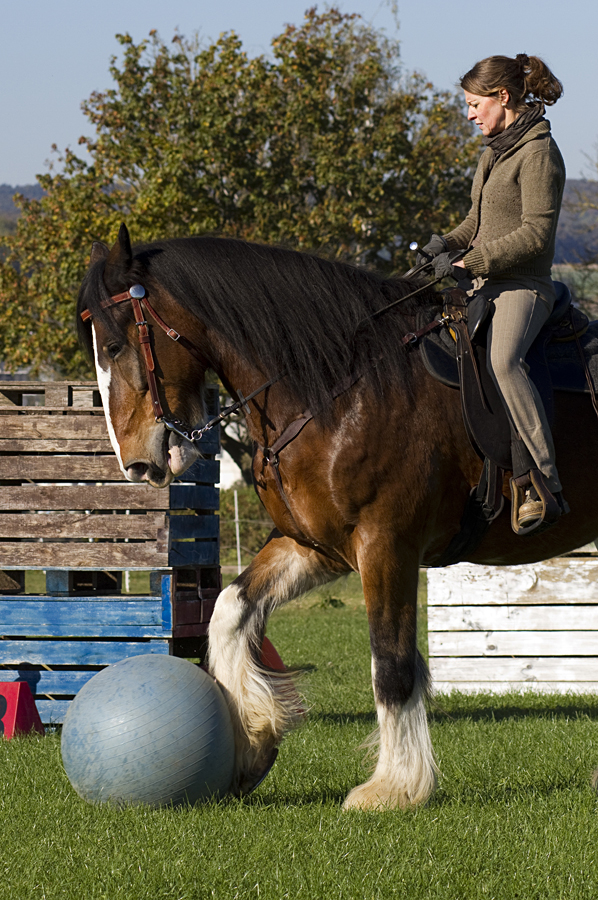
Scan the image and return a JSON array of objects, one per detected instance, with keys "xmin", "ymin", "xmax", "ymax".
[{"xmin": 464, "ymin": 90, "xmax": 511, "ymax": 137}]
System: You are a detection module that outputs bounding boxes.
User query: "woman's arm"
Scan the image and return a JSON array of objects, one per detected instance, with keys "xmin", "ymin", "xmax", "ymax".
[
  {"xmin": 443, "ymin": 209, "xmax": 477, "ymax": 252},
  {"xmin": 460, "ymin": 148, "xmax": 564, "ymax": 276}
]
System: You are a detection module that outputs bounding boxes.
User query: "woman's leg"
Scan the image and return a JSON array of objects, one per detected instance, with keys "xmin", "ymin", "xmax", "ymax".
[{"xmin": 486, "ymin": 286, "xmax": 562, "ymax": 493}]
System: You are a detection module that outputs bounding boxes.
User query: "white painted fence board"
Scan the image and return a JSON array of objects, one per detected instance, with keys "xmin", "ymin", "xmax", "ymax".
[
  {"xmin": 429, "ymin": 630, "xmax": 598, "ymax": 657},
  {"xmin": 429, "ymin": 657, "xmax": 598, "ymax": 682},
  {"xmin": 428, "ymin": 604, "xmax": 598, "ymax": 631},
  {"xmin": 427, "ymin": 560, "xmax": 598, "ymax": 606}
]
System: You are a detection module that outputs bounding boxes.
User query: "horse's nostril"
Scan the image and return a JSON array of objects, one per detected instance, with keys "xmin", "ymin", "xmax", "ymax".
[
  {"xmin": 125, "ymin": 461, "xmax": 151, "ymax": 482},
  {"xmin": 125, "ymin": 460, "xmax": 169, "ymax": 486}
]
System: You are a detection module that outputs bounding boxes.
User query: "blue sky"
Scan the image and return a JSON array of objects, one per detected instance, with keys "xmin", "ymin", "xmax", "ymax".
[{"xmin": 1, "ymin": 0, "xmax": 597, "ymax": 186}]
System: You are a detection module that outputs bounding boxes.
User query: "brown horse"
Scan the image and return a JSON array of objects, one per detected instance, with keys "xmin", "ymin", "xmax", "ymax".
[{"xmin": 78, "ymin": 225, "xmax": 598, "ymax": 809}]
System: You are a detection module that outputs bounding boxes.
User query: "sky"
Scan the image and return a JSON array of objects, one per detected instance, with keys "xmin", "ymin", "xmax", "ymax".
[{"xmin": 1, "ymin": 0, "xmax": 597, "ymax": 186}]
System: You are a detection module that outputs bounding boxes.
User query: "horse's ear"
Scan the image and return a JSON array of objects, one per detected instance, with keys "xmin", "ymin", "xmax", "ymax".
[
  {"xmin": 104, "ymin": 223, "xmax": 134, "ymax": 292},
  {"xmin": 89, "ymin": 241, "xmax": 109, "ymax": 265}
]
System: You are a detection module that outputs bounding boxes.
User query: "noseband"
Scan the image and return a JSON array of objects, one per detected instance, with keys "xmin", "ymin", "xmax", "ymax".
[{"xmin": 81, "ymin": 284, "xmax": 282, "ymax": 443}]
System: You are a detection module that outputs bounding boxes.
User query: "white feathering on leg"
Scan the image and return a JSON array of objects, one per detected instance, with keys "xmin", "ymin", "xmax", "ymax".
[{"xmin": 344, "ymin": 657, "xmax": 437, "ymax": 810}]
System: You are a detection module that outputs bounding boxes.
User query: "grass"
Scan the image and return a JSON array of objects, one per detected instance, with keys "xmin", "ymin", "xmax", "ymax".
[{"xmin": 2, "ymin": 573, "xmax": 598, "ymax": 898}]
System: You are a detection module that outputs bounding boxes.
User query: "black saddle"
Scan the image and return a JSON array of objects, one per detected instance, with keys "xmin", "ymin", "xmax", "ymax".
[{"xmin": 420, "ymin": 281, "xmax": 591, "ymax": 473}]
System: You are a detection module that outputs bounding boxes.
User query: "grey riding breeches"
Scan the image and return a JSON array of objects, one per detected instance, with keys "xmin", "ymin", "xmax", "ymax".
[{"xmin": 470, "ymin": 275, "xmax": 562, "ymax": 494}]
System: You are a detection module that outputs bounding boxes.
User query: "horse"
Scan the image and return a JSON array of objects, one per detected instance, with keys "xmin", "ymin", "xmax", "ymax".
[{"xmin": 77, "ymin": 224, "xmax": 598, "ymax": 810}]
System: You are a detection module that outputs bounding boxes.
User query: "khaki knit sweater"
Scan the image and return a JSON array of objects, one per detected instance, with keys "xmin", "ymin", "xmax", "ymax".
[{"xmin": 444, "ymin": 120, "xmax": 566, "ymax": 278}]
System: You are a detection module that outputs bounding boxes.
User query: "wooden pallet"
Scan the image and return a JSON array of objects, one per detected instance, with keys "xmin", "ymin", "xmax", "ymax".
[
  {"xmin": 427, "ymin": 554, "xmax": 598, "ymax": 693},
  {"xmin": 0, "ymin": 382, "xmax": 221, "ymax": 722}
]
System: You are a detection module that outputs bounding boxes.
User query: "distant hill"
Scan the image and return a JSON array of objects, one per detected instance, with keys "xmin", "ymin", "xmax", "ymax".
[
  {"xmin": 1, "ymin": 179, "xmax": 597, "ymax": 264},
  {"xmin": 554, "ymin": 179, "xmax": 598, "ymax": 265},
  {"xmin": 0, "ymin": 183, "xmax": 44, "ymax": 221}
]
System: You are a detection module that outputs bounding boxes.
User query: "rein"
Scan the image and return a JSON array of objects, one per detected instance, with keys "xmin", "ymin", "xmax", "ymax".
[{"xmin": 81, "ymin": 283, "xmax": 282, "ymax": 442}]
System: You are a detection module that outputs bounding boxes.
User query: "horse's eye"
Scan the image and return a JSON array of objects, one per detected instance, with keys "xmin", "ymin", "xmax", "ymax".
[{"xmin": 106, "ymin": 342, "xmax": 123, "ymax": 360}]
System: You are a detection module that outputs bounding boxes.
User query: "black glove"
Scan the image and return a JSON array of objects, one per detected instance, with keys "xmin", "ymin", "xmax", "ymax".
[
  {"xmin": 416, "ymin": 233, "xmax": 448, "ymax": 267},
  {"xmin": 431, "ymin": 251, "xmax": 468, "ymax": 281}
]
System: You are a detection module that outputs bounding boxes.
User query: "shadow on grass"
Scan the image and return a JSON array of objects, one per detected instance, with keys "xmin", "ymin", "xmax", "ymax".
[
  {"xmin": 310, "ymin": 711, "xmax": 376, "ymax": 726},
  {"xmin": 429, "ymin": 695, "xmax": 598, "ymax": 724},
  {"xmin": 239, "ymin": 787, "xmax": 350, "ymax": 808},
  {"xmin": 233, "ymin": 771, "xmax": 597, "ymax": 809},
  {"xmin": 429, "ymin": 773, "xmax": 597, "ymax": 807}
]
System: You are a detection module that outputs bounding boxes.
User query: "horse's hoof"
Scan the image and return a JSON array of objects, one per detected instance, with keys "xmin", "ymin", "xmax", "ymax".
[
  {"xmin": 343, "ymin": 781, "xmax": 398, "ymax": 811},
  {"xmin": 237, "ymin": 747, "xmax": 279, "ymax": 796},
  {"xmin": 343, "ymin": 771, "xmax": 435, "ymax": 811}
]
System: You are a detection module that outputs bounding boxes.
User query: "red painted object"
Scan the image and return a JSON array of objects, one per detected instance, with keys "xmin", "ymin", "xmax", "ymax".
[
  {"xmin": 0, "ymin": 682, "xmax": 44, "ymax": 739},
  {"xmin": 260, "ymin": 637, "xmax": 285, "ymax": 671}
]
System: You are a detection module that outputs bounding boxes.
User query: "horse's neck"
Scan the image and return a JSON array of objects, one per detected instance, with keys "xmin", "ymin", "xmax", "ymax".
[{"xmin": 215, "ymin": 350, "xmax": 299, "ymax": 445}]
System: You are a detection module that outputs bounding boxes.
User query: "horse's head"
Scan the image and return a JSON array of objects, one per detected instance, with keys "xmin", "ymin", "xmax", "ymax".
[{"xmin": 78, "ymin": 225, "xmax": 208, "ymax": 488}]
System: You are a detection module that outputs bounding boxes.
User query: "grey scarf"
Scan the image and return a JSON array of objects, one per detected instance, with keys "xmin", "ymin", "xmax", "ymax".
[{"xmin": 483, "ymin": 102, "xmax": 545, "ymax": 163}]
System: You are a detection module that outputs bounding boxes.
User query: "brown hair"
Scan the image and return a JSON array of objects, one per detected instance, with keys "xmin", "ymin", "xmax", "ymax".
[{"xmin": 460, "ymin": 54, "xmax": 563, "ymax": 109}]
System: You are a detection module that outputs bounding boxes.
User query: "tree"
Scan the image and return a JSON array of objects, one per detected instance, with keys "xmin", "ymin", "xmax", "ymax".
[{"xmin": 0, "ymin": 8, "xmax": 479, "ymax": 382}]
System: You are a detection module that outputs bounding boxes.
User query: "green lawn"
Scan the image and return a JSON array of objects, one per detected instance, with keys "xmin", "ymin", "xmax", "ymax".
[{"xmin": 2, "ymin": 574, "xmax": 598, "ymax": 899}]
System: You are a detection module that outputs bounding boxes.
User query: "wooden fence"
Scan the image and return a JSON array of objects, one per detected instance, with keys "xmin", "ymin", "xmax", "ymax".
[
  {"xmin": 427, "ymin": 551, "xmax": 598, "ymax": 693},
  {"xmin": 0, "ymin": 381, "xmax": 220, "ymax": 722}
]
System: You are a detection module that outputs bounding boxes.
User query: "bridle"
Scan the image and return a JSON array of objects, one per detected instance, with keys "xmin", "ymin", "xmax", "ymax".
[{"xmin": 81, "ymin": 283, "xmax": 283, "ymax": 443}]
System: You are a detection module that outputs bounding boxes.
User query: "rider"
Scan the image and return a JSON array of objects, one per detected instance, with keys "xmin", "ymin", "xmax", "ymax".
[{"xmin": 420, "ymin": 53, "xmax": 567, "ymax": 530}]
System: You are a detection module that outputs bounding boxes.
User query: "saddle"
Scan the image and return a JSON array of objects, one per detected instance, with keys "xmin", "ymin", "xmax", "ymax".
[{"xmin": 420, "ymin": 281, "xmax": 594, "ymax": 559}]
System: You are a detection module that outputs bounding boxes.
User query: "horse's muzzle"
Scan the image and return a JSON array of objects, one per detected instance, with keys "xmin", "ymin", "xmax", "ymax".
[{"xmin": 124, "ymin": 459, "xmax": 172, "ymax": 488}]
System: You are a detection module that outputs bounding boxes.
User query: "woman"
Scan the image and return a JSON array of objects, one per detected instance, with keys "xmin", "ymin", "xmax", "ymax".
[{"xmin": 422, "ymin": 53, "xmax": 567, "ymax": 532}]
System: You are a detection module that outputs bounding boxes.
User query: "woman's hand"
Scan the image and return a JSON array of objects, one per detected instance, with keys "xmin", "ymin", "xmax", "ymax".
[{"xmin": 431, "ymin": 252, "xmax": 468, "ymax": 280}]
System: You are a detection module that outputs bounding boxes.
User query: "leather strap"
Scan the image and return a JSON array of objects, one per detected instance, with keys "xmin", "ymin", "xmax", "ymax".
[{"xmin": 129, "ymin": 294, "xmax": 164, "ymax": 420}]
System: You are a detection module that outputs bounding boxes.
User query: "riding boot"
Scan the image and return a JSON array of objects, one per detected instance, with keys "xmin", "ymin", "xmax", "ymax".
[{"xmin": 510, "ymin": 469, "xmax": 569, "ymax": 536}]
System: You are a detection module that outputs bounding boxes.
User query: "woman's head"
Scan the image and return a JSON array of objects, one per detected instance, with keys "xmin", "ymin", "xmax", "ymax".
[
  {"xmin": 460, "ymin": 54, "xmax": 563, "ymax": 137},
  {"xmin": 461, "ymin": 54, "xmax": 563, "ymax": 110}
]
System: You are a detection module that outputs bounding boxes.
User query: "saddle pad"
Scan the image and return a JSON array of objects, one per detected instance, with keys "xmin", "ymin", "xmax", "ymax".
[{"xmin": 421, "ymin": 316, "xmax": 598, "ymax": 395}]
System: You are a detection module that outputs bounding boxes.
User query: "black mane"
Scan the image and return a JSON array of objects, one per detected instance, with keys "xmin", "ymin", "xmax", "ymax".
[{"xmin": 78, "ymin": 236, "xmax": 439, "ymax": 418}]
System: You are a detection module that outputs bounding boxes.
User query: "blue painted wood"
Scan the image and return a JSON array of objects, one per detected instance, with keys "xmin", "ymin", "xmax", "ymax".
[
  {"xmin": 175, "ymin": 458, "xmax": 220, "ymax": 483},
  {"xmin": 0, "ymin": 599, "xmax": 163, "ymax": 625},
  {"xmin": 0, "ymin": 594, "xmax": 162, "ymax": 604},
  {"xmin": 189, "ymin": 435, "xmax": 219, "ymax": 455},
  {"xmin": 2, "ymin": 669, "xmax": 98, "ymax": 695},
  {"xmin": 0, "ymin": 640, "xmax": 170, "ymax": 666},
  {"xmin": 160, "ymin": 574, "xmax": 173, "ymax": 632},
  {"xmin": 170, "ymin": 485, "xmax": 219, "ymax": 510},
  {"xmin": 0, "ymin": 597, "xmax": 169, "ymax": 637},
  {"xmin": 168, "ymin": 542, "xmax": 220, "ymax": 567},
  {"xmin": 0, "ymin": 624, "xmax": 168, "ymax": 638},
  {"xmin": 46, "ymin": 571, "xmax": 70, "ymax": 593},
  {"xmin": 167, "ymin": 515, "xmax": 219, "ymax": 539}
]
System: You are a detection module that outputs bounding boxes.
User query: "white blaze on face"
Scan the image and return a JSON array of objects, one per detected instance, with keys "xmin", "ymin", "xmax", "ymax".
[{"xmin": 92, "ymin": 324, "xmax": 127, "ymax": 478}]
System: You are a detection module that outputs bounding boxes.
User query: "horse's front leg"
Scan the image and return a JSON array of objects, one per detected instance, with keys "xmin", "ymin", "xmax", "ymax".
[
  {"xmin": 208, "ymin": 532, "xmax": 346, "ymax": 795},
  {"xmin": 344, "ymin": 537, "xmax": 437, "ymax": 810}
]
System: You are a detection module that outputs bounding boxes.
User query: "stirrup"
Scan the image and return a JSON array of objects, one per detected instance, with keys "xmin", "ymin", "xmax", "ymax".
[{"xmin": 510, "ymin": 469, "xmax": 569, "ymax": 536}]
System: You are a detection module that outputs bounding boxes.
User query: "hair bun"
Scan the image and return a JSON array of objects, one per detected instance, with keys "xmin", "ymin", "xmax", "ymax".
[{"xmin": 516, "ymin": 53, "xmax": 530, "ymax": 69}]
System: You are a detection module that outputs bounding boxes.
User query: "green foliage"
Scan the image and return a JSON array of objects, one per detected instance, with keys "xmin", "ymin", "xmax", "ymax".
[
  {"xmin": 0, "ymin": 9, "xmax": 479, "ymax": 377},
  {"xmin": 0, "ymin": 216, "xmax": 15, "ymax": 237}
]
